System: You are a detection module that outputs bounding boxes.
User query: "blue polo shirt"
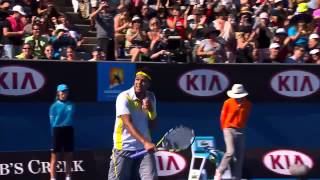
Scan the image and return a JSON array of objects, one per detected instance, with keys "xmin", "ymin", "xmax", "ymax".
[{"xmin": 49, "ymin": 100, "xmax": 75, "ymax": 128}]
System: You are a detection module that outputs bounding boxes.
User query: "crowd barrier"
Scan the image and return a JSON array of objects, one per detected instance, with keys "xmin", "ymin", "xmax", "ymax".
[{"xmin": 0, "ymin": 60, "xmax": 319, "ymax": 179}]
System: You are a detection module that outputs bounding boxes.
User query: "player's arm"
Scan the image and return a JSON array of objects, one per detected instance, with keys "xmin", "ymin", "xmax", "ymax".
[
  {"xmin": 121, "ymin": 114, "xmax": 155, "ymax": 151},
  {"xmin": 116, "ymin": 94, "xmax": 155, "ymax": 151}
]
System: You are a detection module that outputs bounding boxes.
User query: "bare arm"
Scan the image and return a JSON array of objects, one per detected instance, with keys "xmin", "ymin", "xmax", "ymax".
[{"xmin": 3, "ymin": 27, "xmax": 23, "ymax": 37}]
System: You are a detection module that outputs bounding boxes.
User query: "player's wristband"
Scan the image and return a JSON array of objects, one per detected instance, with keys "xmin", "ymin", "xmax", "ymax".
[{"xmin": 148, "ymin": 111, "xmax": 156, "ymax": 120}]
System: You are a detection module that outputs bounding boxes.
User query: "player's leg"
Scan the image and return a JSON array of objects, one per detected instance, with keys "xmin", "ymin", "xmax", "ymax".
[
  {"xmin": 108, "ymin": 149, "xmax": 133, "ymax": 180},
  {"xmin": 138, "ymin": 152, "xmax": 158, "ymax": 180},
  {"xmin": 50, "ymin": 152, "xmax": 57, "ymax": 180}
]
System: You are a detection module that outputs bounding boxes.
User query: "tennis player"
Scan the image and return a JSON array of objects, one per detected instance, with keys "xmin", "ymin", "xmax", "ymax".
[
  {"xmin": 215, "ymin": 84, "xmax": 252, "ymax": 180},
  {"xmin": 49, "ymin": 84, "xmax": 75, "ymax": 180},
  {"xmin": 108, "ymin": 68, "xmax": 158, "ymax": 180}
]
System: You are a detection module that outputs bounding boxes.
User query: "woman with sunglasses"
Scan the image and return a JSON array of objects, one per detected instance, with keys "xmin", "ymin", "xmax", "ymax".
[{"xmin": 15, "ymin": 43, "xmax": 34, "ymax": 60}]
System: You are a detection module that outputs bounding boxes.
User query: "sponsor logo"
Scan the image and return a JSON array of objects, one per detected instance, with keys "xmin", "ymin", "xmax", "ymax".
[
  {"xmin": 109, "ymin": 67, "xmax": 124, "ymax": 89},
  {"xmin": 178, "ymin": 69, "xmax": 229, "ymax": 97},
  {"xmin": 0, "ymin": 66, "xmax": 45, "ymax": 96},
  {"xmin": 0, "ymin": 160, "xmax": 84, "ymax": 175},
  {"xmin": 271, "ymin": 70, "xmax": 320, "ymax": 97},
  {"xmin": 155, "ymin": 151, "xmax": 186, "ymax": 176},
  {"xmin": 263, "ymin": 149, "xmax": 314, "ymax": 175}
]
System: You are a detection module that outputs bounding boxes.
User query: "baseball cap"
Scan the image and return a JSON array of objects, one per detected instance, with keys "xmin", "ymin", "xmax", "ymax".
[
  {"xmin": 93, "ymin": 46, "xmax": 102, "ymax": 51},
  {"xmin": 297, "ymin": 3, "xmax": 308, "ymax": 13},
  {"xmin": 269, "ymin": 43, "xmax": 280, "ymax": 49},
  {"xmin": 310, "ymin": 49, "xmax": 320, "ymax": 55},
  {"xmin": 313, "ymin": 9, "xmax": 320, "ymax": 18},
  {"xmin": 274, "ymin": 0, "xmax": 282, "ymax": 3},
  {"xmin": 132, "ymin": 15, "xmax": 141, "ymax": 22},
  {"xmin": 275, "ymin": 28, "xmax": 287, "ymax": 35},
  {"xmin": 259, "ymin": 12, "xmax": 269, "ymax": 19},
  {"xmin": 57, "ymin": 84, "xmax": 69, "ymax": 92},
  {"xmin": 56, "ymin": 24, "xmax": 69, "ymax": 31},
  {"xmin": 12, "ymin": 5, "xmax": 26, "ymax": 16},
  {"xmin": 309, "ymin": 33, "xmax": 320, "ymax": 39}
]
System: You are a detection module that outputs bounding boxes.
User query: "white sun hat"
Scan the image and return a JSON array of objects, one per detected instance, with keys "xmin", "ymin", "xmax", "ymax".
[
  {"xmin": 227, "ymin": 84, "xmax": 249, "ymax": 98},
  {"xmin": 12, "ymin": 5, "xmax": 26, "ymax": 16},
  {"xmin": 56, "ymin": 24, "xmax": 69, "ymax": 31}
]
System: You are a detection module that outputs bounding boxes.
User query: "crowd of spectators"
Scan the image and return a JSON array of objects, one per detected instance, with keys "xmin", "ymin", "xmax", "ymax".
[{"xmin": 1, "ymin": 0, "xmax": 320, "ymax": 64}]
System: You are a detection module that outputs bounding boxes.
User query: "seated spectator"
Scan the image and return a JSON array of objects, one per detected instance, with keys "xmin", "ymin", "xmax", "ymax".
[
  {"xmin": 15, "ymin": 43, "xmax": 34, "ymax": 60},
  {"xmin": 88, "ymin": 46, "xmax": 105, "ymax": 61},
  {"xmin": 60, "ymin": 46, "xmax": 78, "ymax": 61},
  {"xmin": 50, "ymin": 24, "xmax": 77, "ymax": 58},
  {"xmin": 2, "ymin": 5, "xmax": 26, "ymax": 59},
  {"xmin": 309, "ymin": 49, "xmax": 320, "ymax": 64},
  {"xmin": 147, "ymin": 17, "xmax": 172, "ymax": 62},
  {"xmin": 24, "ymin": 24, "xmax": 49, "ymax": 58},
  {"xmin": 125, "ymin": 15, "xmax": 149, "ymax": 62},
  {"xmin": 38, "ymin": 0, "xmax": 60, "ymax": 19},
  {"xmin": 262, "ymin": 43, "xmax": 282, "ymax": 63},
  {"xmin": 235, "ymin": 31, "xmax": 255, "ymax": 63},
  {"xmin": 285, "ymin": 45, "xmax": 305, "ymax": 63},
  {"xmin": 308, "ymin": 33, "xmax": 320, "ymax": 51},
  {"xmin": 251, "ymin": 12, "xmax": 273, "ymax": 61},
  {"xmin": 272, "ymin": 28, "xmax": 289, "ymax": 61},
  {"xmin": 140, "ymin": 4, "xmax": 157, "ymax": 32},
  {"xmin": 166, "ymin": 4, "xmax": 188, "ymax": 40},
  {"xmin": 42, "ymin": 44, "xmax": 59, "ymax": 60},
  {"xmin": 288, "ymin": 18, "xmax": 311, "ymax": 48},
  {"xmin": 196, "ymin": 28, "xmax": 227, "ymax": 63}
]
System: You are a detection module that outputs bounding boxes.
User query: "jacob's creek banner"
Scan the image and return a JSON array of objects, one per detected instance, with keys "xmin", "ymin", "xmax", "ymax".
[
  {"xmin": 0, "ymin": 60, "xmax": 319, "ymax": 102},
  {"xmin": 0, "ymin": 149, "xmax": 319, "ymax": 180}
]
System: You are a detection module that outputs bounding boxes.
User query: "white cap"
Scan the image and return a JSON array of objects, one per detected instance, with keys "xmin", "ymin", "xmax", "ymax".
[
  {"xmin": 274, "ymin": 0, "xmax": 282, "ymax": 3},
  {"xmin": 187, "ymin": 15, "xmax": 196, "ymax": 21},
  {"xmin": 276, "ymin": 28, "xmax": 286, "ymax": 35},
  {"xmin": 259, "ymin": 12, "xmax": 269, "ymax": 19},
  {"xmin": 56, "ymin": 24, "xmax": 69, "ymax": 31},
  {"xmin": 310, "ymin": 49, "xmax": 320, "ymax": 55},
  {"xmin": 12, "ymin": 5, "xmax": 26, "ymax": 16},
  {"xmin": 132, "ymin": 15, "xmax": 141, "ymax": 22},
  {"xmin": 269, "ymin": 43, "xmax": 280, "ymax": 49},
  {"xmin": 309, "ymin": 33, "xmax": 320, "ymax": 40}
]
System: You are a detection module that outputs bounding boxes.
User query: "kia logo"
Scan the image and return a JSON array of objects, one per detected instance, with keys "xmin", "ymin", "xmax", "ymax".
[
  {"xmin": 178, "ymin": 69, "xmax": 229, "ymax": 97},
  {"xmin": 0, "ymin": 66, "xmax": 45, "ymax": 96},
  {"xmin": 271, "ymin": 70, "xmax": 320, "ymax": 97},
  {"xmin": 155, "ymin": 151, "xmax": 186, "ymax": 176},
  {"xmin": 263, "ymin": 149, "xmax": 314, "ymax": 176}
]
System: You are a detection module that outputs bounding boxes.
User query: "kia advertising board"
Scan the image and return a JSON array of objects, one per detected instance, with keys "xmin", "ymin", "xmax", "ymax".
[
  {"xmin": 137, "ymin": 64, "xmax": 320, "ymax": 102},
  {"xmin": 263, "ymin": 149, "xmax": 314, "ymax": 176},
  {"xmin": 0, "ymin": 61, "xmax": 97, "ymax": 101},
  {"xmin": 0, "ymin": 66, "xmax": 45, "ymax": 96},
  {"xmin": 270, "ymin": 70, "xmax": 320, "ymax": 98},
  {"xmin": 97, "ymin": 63, "xmax": 136, "ymax": 101},
  {"xmin": 178, "ymin": 69, "xmax": 229, "ymax": 97}
]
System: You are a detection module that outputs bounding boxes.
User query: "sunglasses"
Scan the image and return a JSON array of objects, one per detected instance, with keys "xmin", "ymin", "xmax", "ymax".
[{"xmin": 23, "ymin": 47, "xmax": 31, "ymax": 49}]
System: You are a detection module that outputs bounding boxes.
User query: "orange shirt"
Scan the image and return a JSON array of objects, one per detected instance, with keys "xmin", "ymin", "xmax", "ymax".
[{"xmin": 220, "ymin": 98, "xmax": 252, "ymax": 129}]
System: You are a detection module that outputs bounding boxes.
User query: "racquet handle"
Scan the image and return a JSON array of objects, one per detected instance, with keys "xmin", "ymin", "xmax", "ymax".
[{"xmin": 130, "ymin": 149, "xmax": 148, "ymax": 158}]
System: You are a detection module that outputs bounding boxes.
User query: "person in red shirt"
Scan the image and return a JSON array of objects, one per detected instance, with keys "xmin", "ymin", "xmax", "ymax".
[
  {"xmin": 166, "ymin": 5, "xmax": 187, "ymax": 39},
  {"xmin": 215, "ymin": 84, "xmax": 252, "ymax": 180}
]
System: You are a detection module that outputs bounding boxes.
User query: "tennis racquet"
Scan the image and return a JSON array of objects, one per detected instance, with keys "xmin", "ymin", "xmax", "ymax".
[{"xmin": 130, "ymin": 125, "xmax": 195, "ymax": 158}]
